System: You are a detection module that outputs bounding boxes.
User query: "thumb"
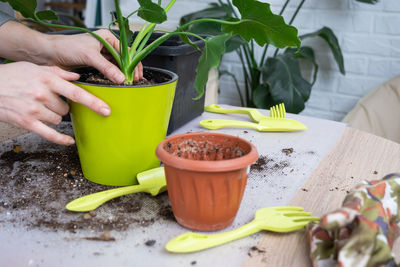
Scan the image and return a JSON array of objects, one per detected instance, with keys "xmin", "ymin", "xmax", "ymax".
[{"xmin": 87, "ymin": 54, "xmax": 125, "ymax": 84}]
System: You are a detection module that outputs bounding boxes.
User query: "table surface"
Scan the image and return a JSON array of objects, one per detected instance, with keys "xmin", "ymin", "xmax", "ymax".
[{"xmin": 1, "ymin": 106, "xmax": 397, "ymax": 267}]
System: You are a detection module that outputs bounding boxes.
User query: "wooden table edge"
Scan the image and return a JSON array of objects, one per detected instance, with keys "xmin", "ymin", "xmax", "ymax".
[{"xmin": 243, "ymin": 127, "xmax": 400, "ymax": 266}]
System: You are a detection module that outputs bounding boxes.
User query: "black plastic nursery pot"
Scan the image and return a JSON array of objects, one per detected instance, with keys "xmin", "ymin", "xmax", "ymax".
[
  {"xmin": 135, "ymin": 32, "xmax": 205, "ymax": 134},
  {"xmin": 50, "ymin": 29, "xmax": 205, "ymax": 134}
]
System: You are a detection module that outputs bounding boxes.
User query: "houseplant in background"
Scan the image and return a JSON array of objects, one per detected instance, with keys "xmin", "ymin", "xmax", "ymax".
[
  {"xmin": 3, "ymin": 0, "xmax": 300, "ymax": 186},
  {"xmin": 180, "ymin": 0, "xmax": 377, "ymax": 113}
]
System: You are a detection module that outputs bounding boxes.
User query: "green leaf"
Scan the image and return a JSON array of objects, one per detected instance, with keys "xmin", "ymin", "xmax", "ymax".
[
  {"xmin": 301, "ymin": 27, "xmax": 345, "ymax": 75},
  {"xmin": 185, "ymin": 21, "xmax": 222, "ymax": 36},
  {"xmin": 179, "ymin": 34, "xmax": 200, "ymax": 51},
  {"xmin": 0, "ymin": 0, "xmax": 37, "ymax": 19},
  {"xmin": 1, "ymin": 0, "xmax": 59, "ymax": 21},
  {"xmin": 180, "ymin": 3, "xmax": 231, "ymax": 26},
  {"xmin": 194, "ymin": 33, "xmax": 231, "ymax": 100},
  {"xmin": 285, "ymin": 46, "xmax": 319, "ymax": 86},
  {"xmin": 261, "ymin": 53, "xmax": 312, "ymax": 113},
  {"xmin": 137, "ymin": 0, "xmax": 167, "ymax": 24},
  {"xmin": 226, "ymin": 35, "xmax": 247, "ymax": 53},
  {"xmin": 36, "ymin": 10, "xmax": 58, "ymax": 21},
  {"xmin": 253, "ymin": 84, "xmax": 275, "ymax": 109},
  {"xmin": 122, "ymin": 16, "xmax": 133, "ymax": 47},
  {"xmin": 222, "ymin": 0, "xmax": 300, "ymax": 48}
]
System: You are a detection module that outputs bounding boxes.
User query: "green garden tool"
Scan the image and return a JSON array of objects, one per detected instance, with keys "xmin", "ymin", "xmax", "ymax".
[
  {"xmin": 201, "ymin": 104, "xmax": 307, "ymax": 132},
  {"xmin": 166, "ymin": 206, "xmax": 319, "ymax": 253},
  {"xmin": 66, "ymin": 167, "xmax": 166, "ymax": 212}
]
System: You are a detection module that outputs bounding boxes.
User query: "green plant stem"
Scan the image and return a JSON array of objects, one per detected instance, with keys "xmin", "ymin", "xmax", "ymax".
[
  {"xmin": 130, "ymin": 22, "xmax": 150, "ymax": 56},
  {"xmin": 179, "ymin": 18, "xmax": 249, "ymax": 32},
  {"xmin": 32, "ymin": 13, "xmax": 121, "ymax": 68},
  {"xmin": 128, "ymin": 0, "xmax": 177, "ymax": 65},
  {"xmin": 126, "ymin": 10, "xmax": 138, "ymax": 19},
  {"xmin": 236, "ymin": 50, "xmax": 250, "ymax": 106},
  {"xmin": 136, "ymin": 25, "xmax": 156, "ymax": 54},
  {"xmin": 260, "ymin": 0, "xmax": 290, "ymax": 66},
  {"xmin": 127, "ymin": 18, "xmax": 246, "ymax": 72},
  {"xmin": 114, "ymin": 0, "xmax": 131, "ymax": 82},
  {"xmin": 289, "ymin": 0, "xmax": 306, "ymax": 25},
  {"xmin": 108, "ymin": 20, "xmax": 119, "ymax": 39},
  {"xmin": 273, "ymin": 0, "xmax": 305, "ymax": 58},
  {"xmin": 227, "ymin": 0, "xmax": 239, "ymax": 18}
]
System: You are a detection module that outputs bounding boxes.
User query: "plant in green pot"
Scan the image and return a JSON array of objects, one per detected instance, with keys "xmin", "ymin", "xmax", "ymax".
[{"xmin": 3, "ymin": 0, "xmax": 301, "ymax": 186}]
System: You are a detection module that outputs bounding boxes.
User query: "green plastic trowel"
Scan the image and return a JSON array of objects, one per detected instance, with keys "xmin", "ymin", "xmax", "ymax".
[{"xmin": 65, "ymin": 167, "xmax": 166, "ymax": 212}]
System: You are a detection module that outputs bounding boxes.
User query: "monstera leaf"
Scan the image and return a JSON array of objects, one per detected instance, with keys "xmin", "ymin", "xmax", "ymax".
[
  {"xmin": 285, "ymin": 46, "xmax": 319, "ymax": 86},
  {"xmin": 137, "ymin": 0, "xmax": 167, "ymax": 24},
  {"xmin": 222, "ymin": 0, "xmax": 300, "ymax": 48},
  {"xmin": 0, "ymin": 0, "xmax": 57, "ymax": 20},
  {"xmin": 301, "ymin": 27, "xmax": 345, "ymax": 75},
  {"xmin": 261, "ymin": 53, "xmax": 312, "ymax": 113},
  {"xmin": 252, "ymin": 84, "xmax": 276, "ymax": 110},
  {"xmin": 180, "ymin": 3, "xmax": 232, "ymax": 26},
  {"xmin": 194, "ymin": 34, "xmax": 231, "ymax": 99}
]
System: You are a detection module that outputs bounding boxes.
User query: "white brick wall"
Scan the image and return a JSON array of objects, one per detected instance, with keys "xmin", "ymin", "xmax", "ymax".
[{"xmin": 122, "ymin": 0, "xmax": 400, "ymax": 121}]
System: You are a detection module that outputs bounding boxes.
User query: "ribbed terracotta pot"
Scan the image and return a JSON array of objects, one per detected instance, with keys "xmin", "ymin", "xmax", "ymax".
[{"xmin": 156, "ymin": 132, "xmax": 258, "ymax": 231}]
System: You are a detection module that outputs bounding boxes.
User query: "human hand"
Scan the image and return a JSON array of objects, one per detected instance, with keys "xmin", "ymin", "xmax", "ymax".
[
  {"xmin": 0, "ymin": 62, "xmax": 112, "ymax": 145},
  {"xmin": 47, "ymin": 29, "xmax": 144, "ymax": 83},
  {"xmin": 308, "ymin": 173, "xmax": 400, "ymax": 267}
]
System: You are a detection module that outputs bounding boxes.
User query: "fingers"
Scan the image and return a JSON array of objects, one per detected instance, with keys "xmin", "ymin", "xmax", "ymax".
[
  {"xmin": 134, "ymin": 62, "xmax": 144, "ymax": 82},
  {"xmin": 86, "ymin": 53, "xmax": 125, "ymax": 84},
  {"xmin": 48, "ymin": 73, "xmax": 111, "ymax": 117},
  {"xmin": 3, "ymin": 107, "xmax": 74, "ymax": 146},
  {"xmin": 44, "ymin": 95, "xmax": 69, "ymax": 116},
  {"xmin": 95, "ymin": 29, "xmax": 121, "ymax": 54},
  {"xmin": 28, "ymin": 120, "xmax": 75, "ymax": 146},
  {"xmin": 45, "ymin": 65, "xmax": 80, "ymax": 81}
]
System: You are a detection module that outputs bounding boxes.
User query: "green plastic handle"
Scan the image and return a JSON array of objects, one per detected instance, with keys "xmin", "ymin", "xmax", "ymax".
[
  {"xmin": 205, "ymin": 104, "xmax": 256, "ymax": 115},
  {"xmin": 166, "ymin": 220, "xmax": 262, "ymax": 253},
  {"xmin": 200, "ymin": 119, "xmax": 264, "ymax": 131},
  {"xmin": 205, "ymin": 104, "xmax": 264, "ymax": 122},
  {"xmin": 66, "ymin": 184, "xmax": 152, "ymax": 212}
]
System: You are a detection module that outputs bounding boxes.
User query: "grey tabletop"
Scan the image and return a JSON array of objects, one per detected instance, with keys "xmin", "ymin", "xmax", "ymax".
[{"xmin": 0, "ymin": 106, "xmax": 346, "ymax": 267}]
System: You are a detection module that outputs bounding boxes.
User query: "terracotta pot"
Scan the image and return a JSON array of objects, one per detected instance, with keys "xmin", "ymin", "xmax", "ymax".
[{"xmin": 156, "ymin": 132, "xmax": 258, "ymax": 231}]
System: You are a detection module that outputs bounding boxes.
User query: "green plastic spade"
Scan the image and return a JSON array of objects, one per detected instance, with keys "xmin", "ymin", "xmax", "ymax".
[{"xmin": 65, "ymin": 167, "xmax": 166, "ymax": 212}]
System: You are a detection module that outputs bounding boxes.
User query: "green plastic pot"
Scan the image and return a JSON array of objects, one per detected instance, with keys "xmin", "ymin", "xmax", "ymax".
[{"xmin": 69, "ymin": 67, "xmax": 178, "ymax": 186}]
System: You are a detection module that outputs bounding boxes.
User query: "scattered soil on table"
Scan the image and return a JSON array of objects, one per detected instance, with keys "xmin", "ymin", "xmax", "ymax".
[
  {"xmin": 77, "ymin": 67, "xmax": 170, "ymax": 86},
  {"xmin": 145, "ymin": 239, "xmax": 156, "ymax": 246},
  {"xmin": 250, "ymin": 154, "xmax": 290, "ymax": 175},
  {"xmin": 281, "ymin": 148, "xmax": 294, "ymax": 156},
  {"xmin": 250, "ymin": 155, "xmax": 272, "ymax": 172},
  {"xmin": 248, "ymin": 246, "xmax": 266, "ymax": 257},
  {"xmin": 0, "ymin": 125, "xmax": 173, "ymax": 234}
]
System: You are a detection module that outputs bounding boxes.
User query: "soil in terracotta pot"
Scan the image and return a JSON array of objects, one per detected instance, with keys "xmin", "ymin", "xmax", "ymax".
[
  {"xmin": 76, "ymin": 67, "xmax": 171, "ymax": 86},
  {"xmin": 164, "ymin": 136, "xmax": 250, "ymax": 161}
]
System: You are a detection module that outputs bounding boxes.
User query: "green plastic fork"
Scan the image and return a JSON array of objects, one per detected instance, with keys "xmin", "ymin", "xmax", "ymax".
[
  {"xmin": 204, "ymin": 104, "xmax": 270, "ymax": 122},
  {"xmin": 270, "ymin": 103, "xmax": 286, "ymax": 119},
  {"xmin": 166, "ymin": 206, "xmax": 319, "ymax": 253},
  {"xmin": 201, "ymin": 103, "xmax": 307, "ymax": 132}
]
